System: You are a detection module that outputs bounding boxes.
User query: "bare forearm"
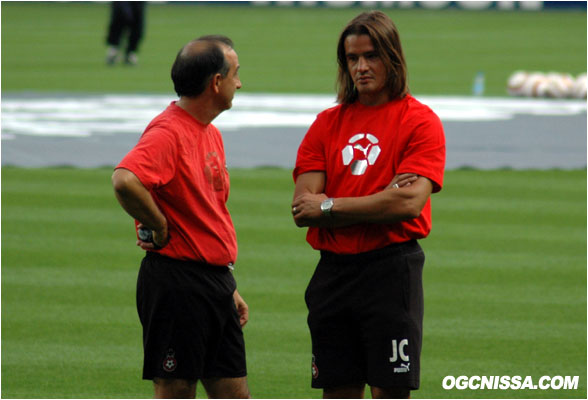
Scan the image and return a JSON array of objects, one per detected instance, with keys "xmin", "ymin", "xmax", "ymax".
[
  {"xmin": 112, "ymin": 168, "xmax": 170, "ymax": 250},
  {"xmin": 115, "ymin": 189, "xmax": 166, "ymax": 231},
  {"xmin": 112, "ymin": 169, "xmax": 166, "ymax": 230},
  {"xmin": 330, "ymin": 187, "xmax": 423, "ymax": 225},
  {"xmin": 294, "ymin": 188, "xmax": 415, "ymax": 228},
  {"xmin": 292, "ymin": 175, "xmax": 432, "ymax": 228},
  {"xmin": 112, "ymin": 169, "xmax": 168, "ymax": 239}
]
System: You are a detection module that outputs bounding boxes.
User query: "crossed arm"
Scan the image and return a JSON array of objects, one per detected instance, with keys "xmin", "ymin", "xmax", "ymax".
[{"xmin": 291, "ymin": 171, "xmax": 433, "ymax": 228}]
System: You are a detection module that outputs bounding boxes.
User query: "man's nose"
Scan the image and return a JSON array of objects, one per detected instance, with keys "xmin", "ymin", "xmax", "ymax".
[{"xmin": 357, "ymin": 56, "xmax": 369, "ymax": 72}]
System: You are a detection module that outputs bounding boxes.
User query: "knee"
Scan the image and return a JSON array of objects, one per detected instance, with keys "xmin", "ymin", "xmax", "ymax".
[
  {"xmin": 323, "ymin": 384, "xmax": 365, "ymax": 399},
  {"xmin": 371, "ymin": 386, "xmax": 411, "ymax": 399},
  {"xmin": 203, "ymin": 377, "xmax": 251, "ymax": 399},
  {"xmin": 153, "ymin": 378, "xmax": 196, "ymax": 399},
  {"xmin": 208, "ymin": 386, "xmax": 251, "ymax": 399}
]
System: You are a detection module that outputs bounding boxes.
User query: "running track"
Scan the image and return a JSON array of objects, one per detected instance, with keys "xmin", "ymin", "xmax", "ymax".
[{"xmin": 2, "ymin": 93, "xmax": 586, "ymax": 170}]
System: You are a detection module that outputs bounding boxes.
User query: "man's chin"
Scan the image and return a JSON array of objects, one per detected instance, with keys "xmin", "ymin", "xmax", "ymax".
[
  {"xmin": 356, "ymin": 87, "xmax": 375, "ymax": 96},
  {"xmin": 224, "ymin": 99, "xmax": 234, "ymax": 111}
]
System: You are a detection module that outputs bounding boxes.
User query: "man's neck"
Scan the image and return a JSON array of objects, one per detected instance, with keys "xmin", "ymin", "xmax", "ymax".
[
  {"xmin": 358, "ymin": 91, "xmax": 391, "ymax": 107},
  {"xmin": 175, "ymin": 96, "xmax": 220, "ymax": 125}
]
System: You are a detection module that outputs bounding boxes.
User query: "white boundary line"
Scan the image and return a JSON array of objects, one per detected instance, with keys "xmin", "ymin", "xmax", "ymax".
[{"xmin": 2, "ymin": 93, "xmax": 586, "ymax": 138}]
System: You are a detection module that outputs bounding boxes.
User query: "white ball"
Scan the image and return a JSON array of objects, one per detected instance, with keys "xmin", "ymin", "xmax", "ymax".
[
  {"xmin": 571, "ymin": 73, "xmax": 587, "ymax": 99},
  {"xmin": 521, "ymin": 72, "xmax": 549, "ymax": 97},
  {"xmin": 545, "ymin": 72, "xmax": 574, "ymax": 98},
  {"xmin": 507, "ymin": 71, "xmax": 529, "ymax": 96}
]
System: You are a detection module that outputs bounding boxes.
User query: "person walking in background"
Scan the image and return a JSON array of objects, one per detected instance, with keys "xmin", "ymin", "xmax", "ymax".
[
  {"xmin": 291, "ymin": 11, "xmax": 446, "ymax": 399},
  {"xmin": 105, "ymin": 1, "xmax": 146, "ymax": 65},
  {"xmin": 112, "ymin": 35, "xmax": 251, "ymax": 398}
]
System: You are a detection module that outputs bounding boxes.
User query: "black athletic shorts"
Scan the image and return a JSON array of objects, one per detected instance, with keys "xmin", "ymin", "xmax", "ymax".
[
  {"xmin": 136, "ymin": 252, "xmax": 247, "ymax": 381},
  {"xmin": 305, "ymin": 240, "xmax": 424, "ymax": 390}
]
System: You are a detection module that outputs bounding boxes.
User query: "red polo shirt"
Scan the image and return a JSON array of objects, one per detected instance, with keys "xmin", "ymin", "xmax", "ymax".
[
  {"xmin": 294, "ymin": 94, "xmax": 446, "ymax": 254},
  {"xmin": 117, "ymin": 102, "xmax": 237, "ymax": 266}
]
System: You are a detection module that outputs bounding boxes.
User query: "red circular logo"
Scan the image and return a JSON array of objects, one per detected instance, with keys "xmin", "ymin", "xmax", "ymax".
[{"xmin": 163, "ymin": 349, "xmax": 177, "ymax": 372}]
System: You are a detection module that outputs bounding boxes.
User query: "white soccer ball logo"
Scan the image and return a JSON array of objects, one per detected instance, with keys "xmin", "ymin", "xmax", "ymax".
[{"xmin": 341, "ymin": 133, "xmax": 381, "ymax": 175}]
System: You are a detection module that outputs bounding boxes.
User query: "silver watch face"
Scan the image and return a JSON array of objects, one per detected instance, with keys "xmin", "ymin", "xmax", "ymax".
[{"xmin": 321, "ymin": 198, "xmax": 334, "ymax": 213}]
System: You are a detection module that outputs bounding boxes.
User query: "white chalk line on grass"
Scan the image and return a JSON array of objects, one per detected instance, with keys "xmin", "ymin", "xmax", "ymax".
[{"xmin": 1, "ymin": 93, "xmax": 586, "ymax": 139}]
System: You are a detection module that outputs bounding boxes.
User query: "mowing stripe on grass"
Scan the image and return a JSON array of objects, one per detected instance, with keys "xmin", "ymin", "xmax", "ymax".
[{"xmin": 2, "ymin": 167, "xmax": 585, "ymax": 399}]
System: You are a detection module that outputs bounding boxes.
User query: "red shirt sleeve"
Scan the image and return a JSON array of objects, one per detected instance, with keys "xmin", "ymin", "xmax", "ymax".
[
  {"xmin": 117, "ymin": 123, "xmax": 177, "ymax": 190},
  {"xmin": 397, "ymin": 109, "xmax": 446, "ymax": 193},
  {"xmin": 293, "ymin": 113, "xmax": 327, "ymax": 181}
]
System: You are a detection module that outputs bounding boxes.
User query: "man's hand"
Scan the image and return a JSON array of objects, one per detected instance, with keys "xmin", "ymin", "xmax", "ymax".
[
  {"xmin": 291, "ymin": 192, "xmax": 328, "ymax": 227},
  {"xmin": 136, "ymin": 223, "xmax": 169, "ymax": 250},
  {"xmin": 387, "ymin": 173, "xmax": 419, "ymax": 189},
  {"xmin": 233, "ymin": 290, "xmax": 249, "ymax": 328}
]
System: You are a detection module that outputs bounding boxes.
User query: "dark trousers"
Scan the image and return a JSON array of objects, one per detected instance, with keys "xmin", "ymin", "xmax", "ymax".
[{"xmin": 106, "ymin": 2, "xmax": 145, "ymax": 54}]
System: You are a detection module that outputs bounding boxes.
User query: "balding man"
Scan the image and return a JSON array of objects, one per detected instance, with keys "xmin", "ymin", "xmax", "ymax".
[{"xmin": 112, "ymin": 35, "xmax": 250, "ymax": 399}]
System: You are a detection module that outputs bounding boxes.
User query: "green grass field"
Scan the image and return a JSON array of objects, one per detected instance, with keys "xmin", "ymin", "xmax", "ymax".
[
  {"xmin": 1, "ymin": 1, "xmax": 587, "ymax": 399},
  {"xmin": 1, "ymin": 2, "xmax": 586, "ymax": 96},
  {"xmin": 2, "ymin": 167, "xmax": 586, "ymax": 399}
]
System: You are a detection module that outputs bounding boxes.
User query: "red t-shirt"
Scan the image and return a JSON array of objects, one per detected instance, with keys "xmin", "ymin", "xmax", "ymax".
[
  {"xmin": 293, "ymin": 94, "xmax": 446, "ymax": 254},
  {"xmin": 117, "ymin": 102, "xmax": 237, "ymax": 266}
]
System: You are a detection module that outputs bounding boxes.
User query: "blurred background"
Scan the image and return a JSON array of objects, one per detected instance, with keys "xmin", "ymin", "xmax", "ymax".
[
  {"xmin": 2, "ymin": 1, "xmax": 586, "ymax": 169},
  {"xmin": 2, "ymin": 1, "xmax": 586, "ymax": 95}
]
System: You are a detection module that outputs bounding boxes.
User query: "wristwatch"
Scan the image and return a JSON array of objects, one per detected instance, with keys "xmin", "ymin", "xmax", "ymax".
[{"xmin": 320, "ymin": 198, "xmax": 334, "ymax": 217}]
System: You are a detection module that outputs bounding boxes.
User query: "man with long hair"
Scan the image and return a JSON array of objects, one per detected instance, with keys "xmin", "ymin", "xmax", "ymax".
[{"xmin": 292, "ymin": 11, "xmax": 446, "ymax": 398}]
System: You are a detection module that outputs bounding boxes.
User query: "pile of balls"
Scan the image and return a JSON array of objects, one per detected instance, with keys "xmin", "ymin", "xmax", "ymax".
[{"xmin": 507, "ymin": 71, "xmax": 587, "ymax": 99}]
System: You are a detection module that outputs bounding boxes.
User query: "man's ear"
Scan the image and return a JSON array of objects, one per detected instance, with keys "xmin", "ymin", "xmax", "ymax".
[{"xmin": 211, "ymin": 73, "xmax": 222, "ymax": 94}]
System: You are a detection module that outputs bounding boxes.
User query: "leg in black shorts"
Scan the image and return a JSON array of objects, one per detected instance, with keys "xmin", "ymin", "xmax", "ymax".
[
  {"xmin": 305, "ymin": 240, "xmax": 424, "ymax": 395},
  {"xmin": 136, "ymin": 252, "xmax": 247, "ymax": 383}
]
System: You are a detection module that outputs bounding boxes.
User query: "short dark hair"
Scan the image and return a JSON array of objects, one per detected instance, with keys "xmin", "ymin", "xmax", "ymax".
[
  {"xmin": 336, "ymin": 11, "xmax": 408, "ymax": 104},
  {"xmin": 171, "ymin": 35, "xmax": 234, "ymax": 98}
]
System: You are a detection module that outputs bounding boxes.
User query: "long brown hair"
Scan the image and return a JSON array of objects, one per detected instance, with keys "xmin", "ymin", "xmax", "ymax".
[{"xmin": 336, "ymin": 11, "xmax": 409, "ymax": 104}]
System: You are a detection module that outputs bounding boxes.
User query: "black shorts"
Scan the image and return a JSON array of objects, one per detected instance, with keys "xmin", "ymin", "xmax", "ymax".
[
  {"xmin": 305, "ymin": 240, "xmax": 424, "ymax": 390},
  {"xmin": 136, "ymin": 252, "xmax": 247, "ymax": 381}
]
